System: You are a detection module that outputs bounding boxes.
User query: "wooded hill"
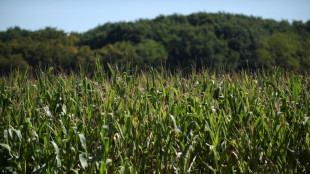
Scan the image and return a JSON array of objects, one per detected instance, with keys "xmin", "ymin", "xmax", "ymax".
[{"xmin": 1, "ymin": 12, "xmax": 310, "ymax": 73}]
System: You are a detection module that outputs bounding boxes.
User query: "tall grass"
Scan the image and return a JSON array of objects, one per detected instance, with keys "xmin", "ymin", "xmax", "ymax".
[{"xmin": 0, "ymin": 63, "xmax": 309, "ymax": 173}]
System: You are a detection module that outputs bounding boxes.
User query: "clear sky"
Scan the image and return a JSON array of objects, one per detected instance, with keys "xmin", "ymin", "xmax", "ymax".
[{"xmin": 1, "ymin": 0, "xmax": 310, "ymax": 33}]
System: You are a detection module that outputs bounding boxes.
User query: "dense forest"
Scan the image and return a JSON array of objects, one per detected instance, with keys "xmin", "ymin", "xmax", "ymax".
[{"xmin": 1, "ymin": 12, "xmax": 310, "ymax": 73}]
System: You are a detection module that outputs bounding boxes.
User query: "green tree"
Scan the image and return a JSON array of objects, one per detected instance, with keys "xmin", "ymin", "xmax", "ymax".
[
  {"xmin": 1, "ymin": 12, "xmax": 310, "ymax": 73},
  {"xmin": 255, "ymin": 32, "xmax": 303, "ymax": 69},
  {"xmin": 0, "ymin": 26, "xmax": 30, "ymax": 42},
  {"xmin": 0, "ymin": 54, "xmax": 28, "ymax": 73},
  {"xmin": 95, "ymin": 41, "xmax": 137, "ymax": 65},
  {"xmin": 299, "ymin": 38, "xmax": 310, "ymax": 69},
  {"xmin": 75, "ymin": 45, "xmax": 95, "ymax": 70},
  {"xmin": 136, "ymin": 39, "xmax": 167, "ymax": 67}
]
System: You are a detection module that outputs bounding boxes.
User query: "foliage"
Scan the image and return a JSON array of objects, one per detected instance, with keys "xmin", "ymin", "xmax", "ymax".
[
  {"xmin": 1, "ymin": 12, "xmax": 310, "ymax": 73},
  {"xmin": 135, "ymin": 39, "xmax": 168, "ymax": 67},
  {"xmin": 95, "ymin": 41, "xmax": 137, "ymax": 65},
  {"xmin": 0, "ymin": 64, "xmax": 309, "ymax": 173}
]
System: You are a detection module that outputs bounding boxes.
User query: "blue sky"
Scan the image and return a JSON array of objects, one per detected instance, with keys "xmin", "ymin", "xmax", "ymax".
[{"xmin": 1, "ymin": 0, "xmax": 310, "ymax": 33}]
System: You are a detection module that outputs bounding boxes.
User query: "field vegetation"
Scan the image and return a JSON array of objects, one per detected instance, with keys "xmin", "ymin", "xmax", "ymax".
[{"xmin": 1, "ymin": 62, "xmax": 309, "ymax": 173}]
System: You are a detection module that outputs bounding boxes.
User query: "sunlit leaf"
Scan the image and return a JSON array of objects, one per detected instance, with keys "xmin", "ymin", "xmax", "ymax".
[{"xmin": 79, "ymin": 153, "xmax": 88, "ymax": 170}]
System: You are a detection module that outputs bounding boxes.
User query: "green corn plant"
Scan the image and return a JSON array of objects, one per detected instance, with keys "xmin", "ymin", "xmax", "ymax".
[{"xmin": 0, "ymin": 64, "xmax": 309, "ymax": 173}]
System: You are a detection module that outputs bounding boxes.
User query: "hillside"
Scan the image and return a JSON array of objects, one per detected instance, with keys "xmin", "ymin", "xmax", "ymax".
[{"xmin": 1, "ymin": 12, "xmax": 310, "ymax": 73}]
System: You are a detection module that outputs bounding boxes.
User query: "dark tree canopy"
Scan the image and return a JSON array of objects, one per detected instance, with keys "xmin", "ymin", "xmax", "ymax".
[{"xmin": 1, "ymin": 12, "xmax": 310, "ymax": 73}]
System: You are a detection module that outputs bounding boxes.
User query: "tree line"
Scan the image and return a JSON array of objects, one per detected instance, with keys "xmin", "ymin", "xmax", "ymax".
[{"xmin": 1, "ymin": 12, "xmax": 310, "ymax": 74}]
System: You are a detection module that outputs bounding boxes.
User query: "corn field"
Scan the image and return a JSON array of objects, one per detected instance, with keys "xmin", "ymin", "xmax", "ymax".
[{"xmin": 0, "ymin": 64, "xmax": 309, "ymax": 173}]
